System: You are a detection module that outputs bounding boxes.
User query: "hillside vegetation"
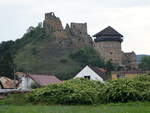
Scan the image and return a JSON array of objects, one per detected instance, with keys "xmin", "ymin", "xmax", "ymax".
[{"xmin": 0, "ymin": 23, "xmax": 109, "ymax": 79}]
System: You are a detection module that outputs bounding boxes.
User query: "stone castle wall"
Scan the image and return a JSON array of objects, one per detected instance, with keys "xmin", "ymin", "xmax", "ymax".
[
  {"xmin": 43, "ymin": 12, "xmax": 137, "ymax": 69},
  {"xmin": 94, "ymin": 41, "xmax": 122, "ymax": 65},
  {"xmin": 122, "ymin": 52, "xmax": 137, "ymax": 69},
  {"xmin": 95, "ymin": 41, "xmax": 137, "ymax": 69},
  {"xmin": 70, "ymin": 23, "xmax": 87, "ymax": 36},
  {"xmin": 43, "ymin": 12, "xmax": 63, "ymax": 34},
  {"xmin": 42, "ymin": 12, "xmax": 92, "ymax": 48}
]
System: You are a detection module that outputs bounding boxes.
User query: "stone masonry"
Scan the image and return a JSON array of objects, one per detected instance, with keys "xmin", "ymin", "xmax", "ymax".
[
  {"xmin": 94, "ymin": 41, "xmax": 122, "ymax": 65},
  {"xmin": 122, "ymin": 52, "xmax": 138, "ymax": 69},
  {"xmin": 93, "ymin": 26, "xmax": 137, "ymax": 69},
  {"xmin": 43, "ymin": 12, "xmax": 137, "ymax": 69},
  {"xmin": 43, "ymin": 12, "xmax": 93, "ymax": 48},
  {"xmin": 43, "ymin": 12, "xmax": 63, "ymax": 34}
]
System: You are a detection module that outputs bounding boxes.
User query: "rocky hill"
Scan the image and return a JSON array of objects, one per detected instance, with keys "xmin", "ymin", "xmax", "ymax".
[{"xmin": 12, "ymin": 12, "xmax": 96, "ymax": 79}]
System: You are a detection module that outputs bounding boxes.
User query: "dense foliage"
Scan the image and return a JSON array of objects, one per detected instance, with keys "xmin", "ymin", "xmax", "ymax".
[
  {"xmin": 70, "ymin": 46, "xmax": 114, "ymax": 72},
  {"xmin": 100, "ymin": 79, "xmax": 140, "ymax": 103},
  {"xmin": 0, "ymin": 24, "xmax": 45, "ymax": 78},
  {"xmin": 70, "ymin": 46, "xmax": 105, "ymax": 67},
  {"xmin": 0, "ymin": 41, "xmax": 15, "ymax": 78},
  {"xmin": 26, "ymin": 75, "xmax": 150, "ymax": 105},
  {"xmin": 26, "ymin": 78, "xmax": 103, "ymax": 105},
  {"xmin": 139, "ymin": 56, "xmax": 150, "ymax": 70}
]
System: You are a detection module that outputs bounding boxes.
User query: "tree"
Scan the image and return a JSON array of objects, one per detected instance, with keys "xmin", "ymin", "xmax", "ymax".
[
  {"xmin": 139, "ymin": 56, "xmax": 150, "ymax": 71},
  {"xmin": 70, "ymin": 46, "xmax": 105, "ymax": 68},
  {"xmin": 0, "ymin": 41, "xmax": 15, "ymax": 78},
  {"xmin": 105, "ymin": 60, "xmax": 114, "ymax": 75}
]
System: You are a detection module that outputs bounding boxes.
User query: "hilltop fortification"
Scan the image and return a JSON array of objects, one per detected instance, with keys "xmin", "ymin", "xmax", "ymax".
[
  {"xmin": 43, "ymin": 12, "xmax": 92, "ymax": 48},
  {"xmin": 93, "ymin": 26, "xmax": 137, "ymax": 69}
]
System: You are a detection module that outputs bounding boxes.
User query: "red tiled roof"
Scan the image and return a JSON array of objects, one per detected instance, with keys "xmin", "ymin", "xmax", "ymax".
[{"xmin": 27, "ymin": 74, "xmax": 61, "ymax": 86}]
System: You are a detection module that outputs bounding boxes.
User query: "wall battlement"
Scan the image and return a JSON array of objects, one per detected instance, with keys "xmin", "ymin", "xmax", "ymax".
[
  {"xmin": 70, "ymin": 23, "xmax": 87, "ymax": 36},
  {"xmin": 43, "ymin": 12, "xmax": 64, "ymax": 33}
]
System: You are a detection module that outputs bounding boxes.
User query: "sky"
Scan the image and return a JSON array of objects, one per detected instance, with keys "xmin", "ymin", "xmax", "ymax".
[{"xmin": 0, "ymin": 0, "xmax": 150, "ymax": 54}]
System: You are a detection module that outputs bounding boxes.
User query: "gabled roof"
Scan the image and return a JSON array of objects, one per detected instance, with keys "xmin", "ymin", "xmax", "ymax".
[
  {"xmin": 27, "ymin": 74, "xmax": 61, "ymax": 86},
  {"xmin": 93, "ymin": 26, "xmax": 123, "ymax": 37},
  {"xmin": 88, "ymin": 66, "xmax": 109, "ymax": 81}
]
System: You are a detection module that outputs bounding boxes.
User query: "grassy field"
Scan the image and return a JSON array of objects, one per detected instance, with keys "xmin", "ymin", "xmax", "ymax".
[{"xmin": 0, "ymin": 102, "xmax": 150, "ymax": 113}]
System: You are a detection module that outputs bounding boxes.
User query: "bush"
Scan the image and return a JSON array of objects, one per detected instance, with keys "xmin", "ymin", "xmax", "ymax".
[
  {"xmin": 26, "ymin": 75, "xmax": 150, "ymax": 105},
  {"xmin": 100, "ymin": 75, "xmax": 150, "ymax": 103},
  {"xmin": 134, "ymin": 74, "xmax": 150, "ymax": 82},
  {"xmin": 26, "ymin": 78, "xmax": 104, "ymax": 105},
  {"xmin": 100, "ymin": 79, "xmax": 140, "ymax": 103}
]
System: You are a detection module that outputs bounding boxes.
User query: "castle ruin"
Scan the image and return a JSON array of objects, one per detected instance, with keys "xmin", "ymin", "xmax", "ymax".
[
  {"xmin": 43, "ymin": 12, "xmax": 93, "ymax": 48},
  {"xmin": 43, "ymin": 12, "xmax": 137, "ymax": 70},
  {"xmin": 93, "ymin": 26, "xmax": 137, "ymax": 69}
]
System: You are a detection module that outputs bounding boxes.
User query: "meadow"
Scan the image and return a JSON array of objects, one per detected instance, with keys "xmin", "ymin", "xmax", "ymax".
[{"xmin": 0, "ymin": 102, "xmax": 150, "ymax": 113}]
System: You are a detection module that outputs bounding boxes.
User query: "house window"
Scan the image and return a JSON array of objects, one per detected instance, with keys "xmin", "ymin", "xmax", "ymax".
[
  {"xmin": 84, "ymin": 76, "xmax": 90, "ymax": 80},
  {"xmin": 117, "ymin": 74, "xmax": 125, "ymax": 79}
]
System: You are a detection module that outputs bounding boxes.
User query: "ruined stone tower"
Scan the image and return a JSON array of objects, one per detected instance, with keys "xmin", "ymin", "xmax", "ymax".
[
  {"xmin": 93, "ymin": 26, "xmax": 123, "ymax": 65},
  {"xmin": 43, "ymin": 12, "xmax": 63, "ymax": 34},
  {"xmin": 122, "ymin": 52, "xmax": 137, "ymax": 69},
  {"xmin": 70, "ymin": 23, "xmax": 87, "ymax": 36}
]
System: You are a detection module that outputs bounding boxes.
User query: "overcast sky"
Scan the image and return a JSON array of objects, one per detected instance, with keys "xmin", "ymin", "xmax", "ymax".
[{"xmin": 0, "ymin": 0, "xmax": 150, "ymax": 54}]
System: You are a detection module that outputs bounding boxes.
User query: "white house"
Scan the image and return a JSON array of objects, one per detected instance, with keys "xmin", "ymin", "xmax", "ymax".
[{"xmin": 74, "ymin": 65, "xmax": 108, "ymax": 82}]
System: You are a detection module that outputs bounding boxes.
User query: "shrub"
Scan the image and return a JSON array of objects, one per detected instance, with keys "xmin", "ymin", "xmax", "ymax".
[
  {"xmin": 26, "ymin": 78, "xmax": 104, "ymax": 105},
  {"xmin": 100, "ymin": 79, "xmax": 141, "ymax": 103},
  {"xmin": 31, "ymin": 82, "xmax": 41, "ymax": 89},
  {"xmin": 134, "ymin": 74, "xmax": 150, "ymax": 82},
  {"xmin": 100, "ymin": 75, "xmax": 150, "ymax": 103},
  {"xmin": 26, "ymin": 75, "xmax": 150, "ymax": 105}
]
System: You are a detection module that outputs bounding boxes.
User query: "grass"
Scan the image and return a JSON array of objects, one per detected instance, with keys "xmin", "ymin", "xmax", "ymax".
[{"xmin": 0, "ymin": 102, "xmax": 150, "ymax": 113}]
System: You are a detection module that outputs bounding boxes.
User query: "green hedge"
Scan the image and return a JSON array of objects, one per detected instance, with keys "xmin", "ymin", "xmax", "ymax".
[
  {"xmin": 100, "ymin": 79, "xmax": 141, "ymax": 103},
  {"xmin": 26, "ymin": 75, "xmax": 150, "ymax": 105},
  {"xmin": 26, "ymin": 78, "xmax": 104, "ymax": 105}
]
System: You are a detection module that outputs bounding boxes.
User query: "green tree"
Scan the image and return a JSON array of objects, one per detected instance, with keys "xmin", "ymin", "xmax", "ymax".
[
  {"xmin": 105, "ymin": 60, "xmax": 114, "ymax": 71},
  {"xmin": 0, "ymin": 41, "xmax": 15, "ymax": 78},
  {"xmin": 139, "ymin": 56, "xmax": 150, "ymax": 70},
  {"xmin": 70, "ymin": 46, "xmax": 105, "ymax": 68}
]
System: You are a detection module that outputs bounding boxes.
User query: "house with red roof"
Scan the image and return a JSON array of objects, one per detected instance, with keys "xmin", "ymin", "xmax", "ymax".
[{"xmin": 18, "ymin": 74, "xmax": 61, "ymax": 90}]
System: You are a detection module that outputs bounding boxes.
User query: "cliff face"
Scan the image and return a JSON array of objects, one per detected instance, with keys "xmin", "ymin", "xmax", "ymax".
[{"xmin": 14, "ymin": 12, "xmax": 93, "ymax": 78}]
